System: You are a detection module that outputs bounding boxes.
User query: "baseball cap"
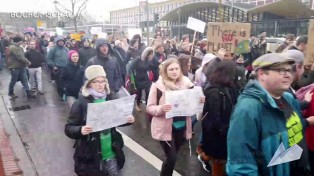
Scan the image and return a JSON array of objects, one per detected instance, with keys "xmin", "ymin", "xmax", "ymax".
[{"xmin": 253, "ymin": 53, "xmax": 295, "ymax": 71}]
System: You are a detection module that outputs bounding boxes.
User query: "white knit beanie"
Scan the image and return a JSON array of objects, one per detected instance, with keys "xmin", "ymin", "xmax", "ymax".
[{"xmin": 82, "ymin": 65, "xmax": 110, "ymax": 96}]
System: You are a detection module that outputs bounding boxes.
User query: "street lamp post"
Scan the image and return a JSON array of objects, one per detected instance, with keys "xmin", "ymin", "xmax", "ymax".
[
  {"xmin": 53, "ymin": 0, "xmax": 60, "ymax": 21},
  {"xmin": 146, "ymin": 0, "xmax": 149, "ymax": 46},
  {"xmin": 229, "ymin": 0, "xmax": 234, "ymax": 22},
  {"xmin": 177, "ymin": 9, "xmax": 181, "ymax": 40}
]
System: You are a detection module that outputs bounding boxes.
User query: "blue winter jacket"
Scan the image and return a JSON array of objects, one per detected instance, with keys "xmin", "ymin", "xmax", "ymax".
[{"xmin": 226, "ymin": 80, "xmax": 308, "ymax": 176}]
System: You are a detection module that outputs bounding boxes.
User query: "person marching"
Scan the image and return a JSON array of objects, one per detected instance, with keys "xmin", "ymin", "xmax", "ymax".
[
  {"xmin": 65, "ymin": 65, "xmax": 135, "ymax": 176},
  {"xmin": 24, "ymin": 40, "xmax": 45, "ymax": 94},
  {"xmin": 201, "ymin": 60, "xmax": 240, "ymax": 176},
  {"xmin": 146, "ymin": 58, "xmax": 205, "ymax": 176},
  {"xmin": 133, "ymin": 47, "xmax": 154, "ymax": 112},
  {"xmin": 47, "ymin": 36, "xmax": 68, "ymax": 100},
  {"xmin": 61, "ymin": 50, "xmax": 84, "ymax": 108}
]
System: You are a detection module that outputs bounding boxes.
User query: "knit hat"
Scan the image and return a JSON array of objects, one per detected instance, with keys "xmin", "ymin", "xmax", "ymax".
[
  {"xmin": 253, "ymin": 53, "xmax": 295, "ymax": 71},
  {"xmin": 13, "ymin": 36, "xmax": 23, "ymax": 43},
  {"xmin": 68, "ymin": 50, "xmax": 78, "ymax": 61},
  {"xmin": 82, "ymin": 38, "xmax": 91, "ymax": 43},
  {"xmin": 81, "ymin": 65, "xmax": 110, "ymax": 96}
]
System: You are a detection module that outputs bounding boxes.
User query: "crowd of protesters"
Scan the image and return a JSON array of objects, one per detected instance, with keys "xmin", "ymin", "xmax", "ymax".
[{"xmin": 1, "ymin": 29, "xmax": 314, "ymax": 176}]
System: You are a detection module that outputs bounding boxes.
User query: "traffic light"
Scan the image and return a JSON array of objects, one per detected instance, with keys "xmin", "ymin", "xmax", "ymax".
[{"xmin": 154, "ymin": 13, "xmax": 159, "ymax": 24}]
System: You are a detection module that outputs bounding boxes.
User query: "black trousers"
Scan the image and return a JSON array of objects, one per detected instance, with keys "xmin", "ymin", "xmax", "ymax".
[
  {"xmin": 136, "ymin": 86, "xmax": 150, "ymax": 106},
  {"xmin": 53, "ymin": 67, "xmax": 64, "ymax": 98},
  {"xmin": 309, "ymin": 150, "xmax": 314, "ymax": 175},
  {"xmin": 159, "ymin": 129, "xmax": 185, "ymax": 176}
]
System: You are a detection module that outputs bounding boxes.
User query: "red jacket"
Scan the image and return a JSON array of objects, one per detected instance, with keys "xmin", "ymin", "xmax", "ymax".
[{"xmin": 302, "ymin": 90, "xmax": 314, "ymax": 151}]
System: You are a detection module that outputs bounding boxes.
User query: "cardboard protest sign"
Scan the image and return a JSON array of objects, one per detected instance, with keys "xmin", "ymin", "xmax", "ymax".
[
  {"xmin": 187, "ymin": 17, "xmax": 206, "ymax": 33},
  {"xmin": 207, "ymin": 22, "xmax": 251, "ymax": 54},
  {"xmin": 305, "ymin": 19, "xmax": 314, "ymax": 65}
]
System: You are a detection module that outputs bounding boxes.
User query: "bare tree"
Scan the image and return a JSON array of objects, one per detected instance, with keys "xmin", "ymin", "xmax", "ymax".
[{"xmin": 53, "ymin": 0, "xmax": 89, "ymax": 32}]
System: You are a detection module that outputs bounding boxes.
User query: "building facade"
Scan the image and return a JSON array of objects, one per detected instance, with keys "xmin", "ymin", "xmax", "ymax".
[
  {"xmin": 110, "ymin": 0, "xmax": 314, "ymax": 38},
  {"xmin": 110, "ymin": 0, "xmax": 314, "ymax": 28},
  {"xmin": 234, "ymin": 0, "xmax": 314, "ymax": 8}
]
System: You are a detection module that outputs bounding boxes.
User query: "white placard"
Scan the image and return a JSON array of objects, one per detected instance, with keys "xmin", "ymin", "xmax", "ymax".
[
  {"xmin": 186, "ymin": 17, "xmax": 206, "ymax": 33},
  {"xmin": 86, "ymin": 95, "xmax": 136, "ymax": 132},
  {"xmin": 165, "ymin": 86, "xmax": 204, "ymax": 119},
  {"xmin": 127, "ymin": 28, "xmax": 142, "ymax": 39},
  {"xmin": 90, "ymin": 27, "xmax": 102, "ymax": 34}
]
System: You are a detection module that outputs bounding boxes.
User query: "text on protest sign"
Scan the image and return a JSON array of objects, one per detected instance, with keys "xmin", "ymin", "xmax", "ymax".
[
  {"xmin": 306, "ymin": 19, "xmax": 314, "ymax": 65},
  {"xmin": 165, "ymin": 86, "xmax": 204, "ymax": 119},
  {"xmin": 86, "ymin": 95, "xmax": 136, "ymax": 132},
  {"xmin": 187, "ymin": 17, "xmax": 206, "ymax": 33},
  {"xmin": 207, "ymin": 22, "xmax": 251, "ymax": 54}
]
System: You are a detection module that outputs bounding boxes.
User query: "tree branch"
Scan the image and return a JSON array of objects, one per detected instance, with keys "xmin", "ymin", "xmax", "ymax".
[{"xmin": 75, "ymin": 0, "xmax": 88, "ymax": 17}]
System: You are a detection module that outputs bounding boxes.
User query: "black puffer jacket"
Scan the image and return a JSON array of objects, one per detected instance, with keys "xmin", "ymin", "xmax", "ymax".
[
  {"xmin": 202, "ymin": 86, "xmax": 239, "ymax": 160},
  {"xmin": 65, "ymin": 94, "xmax": 131, "ymax": 175},
  {"xmin": 61, "ymin": 62, "xmax": 84, "ymax": 98},
  {"xmin": 78, "ymin": 47, "xmax": 96, "ymax": 67}
]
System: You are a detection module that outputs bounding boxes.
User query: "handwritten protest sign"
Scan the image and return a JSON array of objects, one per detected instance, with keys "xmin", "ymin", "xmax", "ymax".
[
  {"xmin": 86, "ymin": 95, "xmax": 136, "ymax": 132},
  {"xmin": 305, "ymin": 19, "xmax": 314, "ymax": 65},
  {"xmin": 165, "ymin": 86, "xmax": 204, "ymax": 119},
  {"xmin": 207, "ymin": 22, "xmax": 251, "ymax": 54},
  {"xmin": 187, "ymin": 17, "xmax": 206, "ymax": 33}
]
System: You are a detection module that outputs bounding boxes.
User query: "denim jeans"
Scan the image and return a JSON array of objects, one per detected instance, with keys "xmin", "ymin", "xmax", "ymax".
[{"xmin": 9, "ymin": 68, "xmax": 30, "ymax": 94}]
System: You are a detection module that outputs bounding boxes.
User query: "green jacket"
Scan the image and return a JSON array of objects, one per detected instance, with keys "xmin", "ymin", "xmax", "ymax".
[
  {"xmin": 227, "ymin": 80, "xmax": 308, "ymax": 176},
  {"xmin": 7, "ymin": 43, "xmax": 30, "ymax": 69}
]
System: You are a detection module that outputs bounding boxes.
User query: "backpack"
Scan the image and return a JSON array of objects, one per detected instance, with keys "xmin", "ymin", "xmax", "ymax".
[
  {"xmin": 125, "ymin": 58, "xmax": 140, "ymax": 94},
  {"xmin": 146, "ymin": 87, "xmax": 162, "ymax": 122}
]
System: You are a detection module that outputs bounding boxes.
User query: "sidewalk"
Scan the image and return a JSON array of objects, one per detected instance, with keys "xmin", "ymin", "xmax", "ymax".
[{"xmin": 0, "ymin": 69, "xmax": 37, "ymax": 176}]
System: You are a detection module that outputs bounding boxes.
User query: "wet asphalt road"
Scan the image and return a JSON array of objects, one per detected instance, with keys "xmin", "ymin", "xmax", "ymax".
[{"xmin": 0, "ymin": 67, "xmax": 209, "ymax": 176}]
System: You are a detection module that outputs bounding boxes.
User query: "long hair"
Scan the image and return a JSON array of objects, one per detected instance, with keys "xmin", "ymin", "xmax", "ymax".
[
  {"xmin": 160, "ymin": 57, "xmax": 183, "ymax": 82},
  {"xmin": 132, "ymin": 34, "xmax": 142, "ymax": 45},
  {"xmin": 178, "ymin": 54, "xmax": 191, "ymax": 76},
  {"xmin": 209, "ymin": 60, "xmax": 237, "ymax": 87}
]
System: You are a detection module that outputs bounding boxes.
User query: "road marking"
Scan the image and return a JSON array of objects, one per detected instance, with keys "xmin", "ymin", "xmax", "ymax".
[{"xmin": 117, "ymin": 130, "xmax": 182, "ymax": 176}]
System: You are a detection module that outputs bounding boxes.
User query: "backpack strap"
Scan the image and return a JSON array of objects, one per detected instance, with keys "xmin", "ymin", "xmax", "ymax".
[{"xmin": 156, "ymin": 88, "xmax": 162, "ymax": 105}]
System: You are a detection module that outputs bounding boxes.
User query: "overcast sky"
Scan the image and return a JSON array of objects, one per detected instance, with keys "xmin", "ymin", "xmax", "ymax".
[{"xmin": 0, "ymin": 0, "xmax": 166, "ymax": 21}]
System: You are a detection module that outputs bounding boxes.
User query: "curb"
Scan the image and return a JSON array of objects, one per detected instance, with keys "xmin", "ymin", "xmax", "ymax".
[
  {"xmin": 0, "ymin": 69, "xmax": 37, "ymax": 176},
  {"xmin": 0, "ymin": 115, "xmax": 22, "ymax": 176}
]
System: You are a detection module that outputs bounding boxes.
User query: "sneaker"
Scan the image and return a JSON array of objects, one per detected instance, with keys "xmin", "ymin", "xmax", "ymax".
[
  {"xmin": 51, "ymin": 80, "xmax": 56, "ymax": 85},
  {"xmin": 198, "ymin": 155, "xmax": 211, "ymax": 173},
  {"xmin": 38, "ymin": 91, "xmax": 45, "ymax": 94},
  {"xmin": 8, "ymin": 93, "xmax": 18, "ymax": 98},
  {"xmin": 135, "ymin": 105, "xmax": 142, "ymax": 112}
]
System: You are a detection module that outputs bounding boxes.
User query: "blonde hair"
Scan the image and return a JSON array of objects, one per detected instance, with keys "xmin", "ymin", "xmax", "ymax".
[{"xmin": 160, "ymin": 56, "xmax": 183, "ymax": 82}]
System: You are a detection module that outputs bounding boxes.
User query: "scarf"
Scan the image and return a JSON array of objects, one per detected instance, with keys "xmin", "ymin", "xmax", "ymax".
[
  {"xmin": 88, "ymin": 88, "xmax": 107, "ymax": 99},
  {"xmin": 162, "ymin": 76, "xmax": 193, "ymax": 91}
]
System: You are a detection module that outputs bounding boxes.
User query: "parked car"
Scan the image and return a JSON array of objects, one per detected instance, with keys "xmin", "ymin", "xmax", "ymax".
[{"xmin": 266, "ymin": 37, "xmax": 285, "ymax": 53}]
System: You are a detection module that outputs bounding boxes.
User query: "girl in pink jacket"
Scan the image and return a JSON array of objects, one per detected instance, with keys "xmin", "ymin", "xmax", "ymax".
[{"xmin": 146, "ymin": 57, "xmax": 205, "ymax": 176}]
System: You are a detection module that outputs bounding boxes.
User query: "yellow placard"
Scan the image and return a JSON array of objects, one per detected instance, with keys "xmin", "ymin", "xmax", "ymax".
[
  {"xmin": 70, "ymin": 33, "xmax": 84, "ymax": 41},
  {"xmin": 207, "ymin": 22, "xmax": 251, "ymax": 54}
]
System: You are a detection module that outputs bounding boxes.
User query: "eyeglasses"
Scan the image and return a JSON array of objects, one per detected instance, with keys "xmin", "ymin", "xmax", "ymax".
[
  {"xmin": 91, "ymin": 80, "xmax": 106, "ymax": 85},
  {"xmin": 265, "ymin": 68, "xmax": 293, "ymax": 75}
]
